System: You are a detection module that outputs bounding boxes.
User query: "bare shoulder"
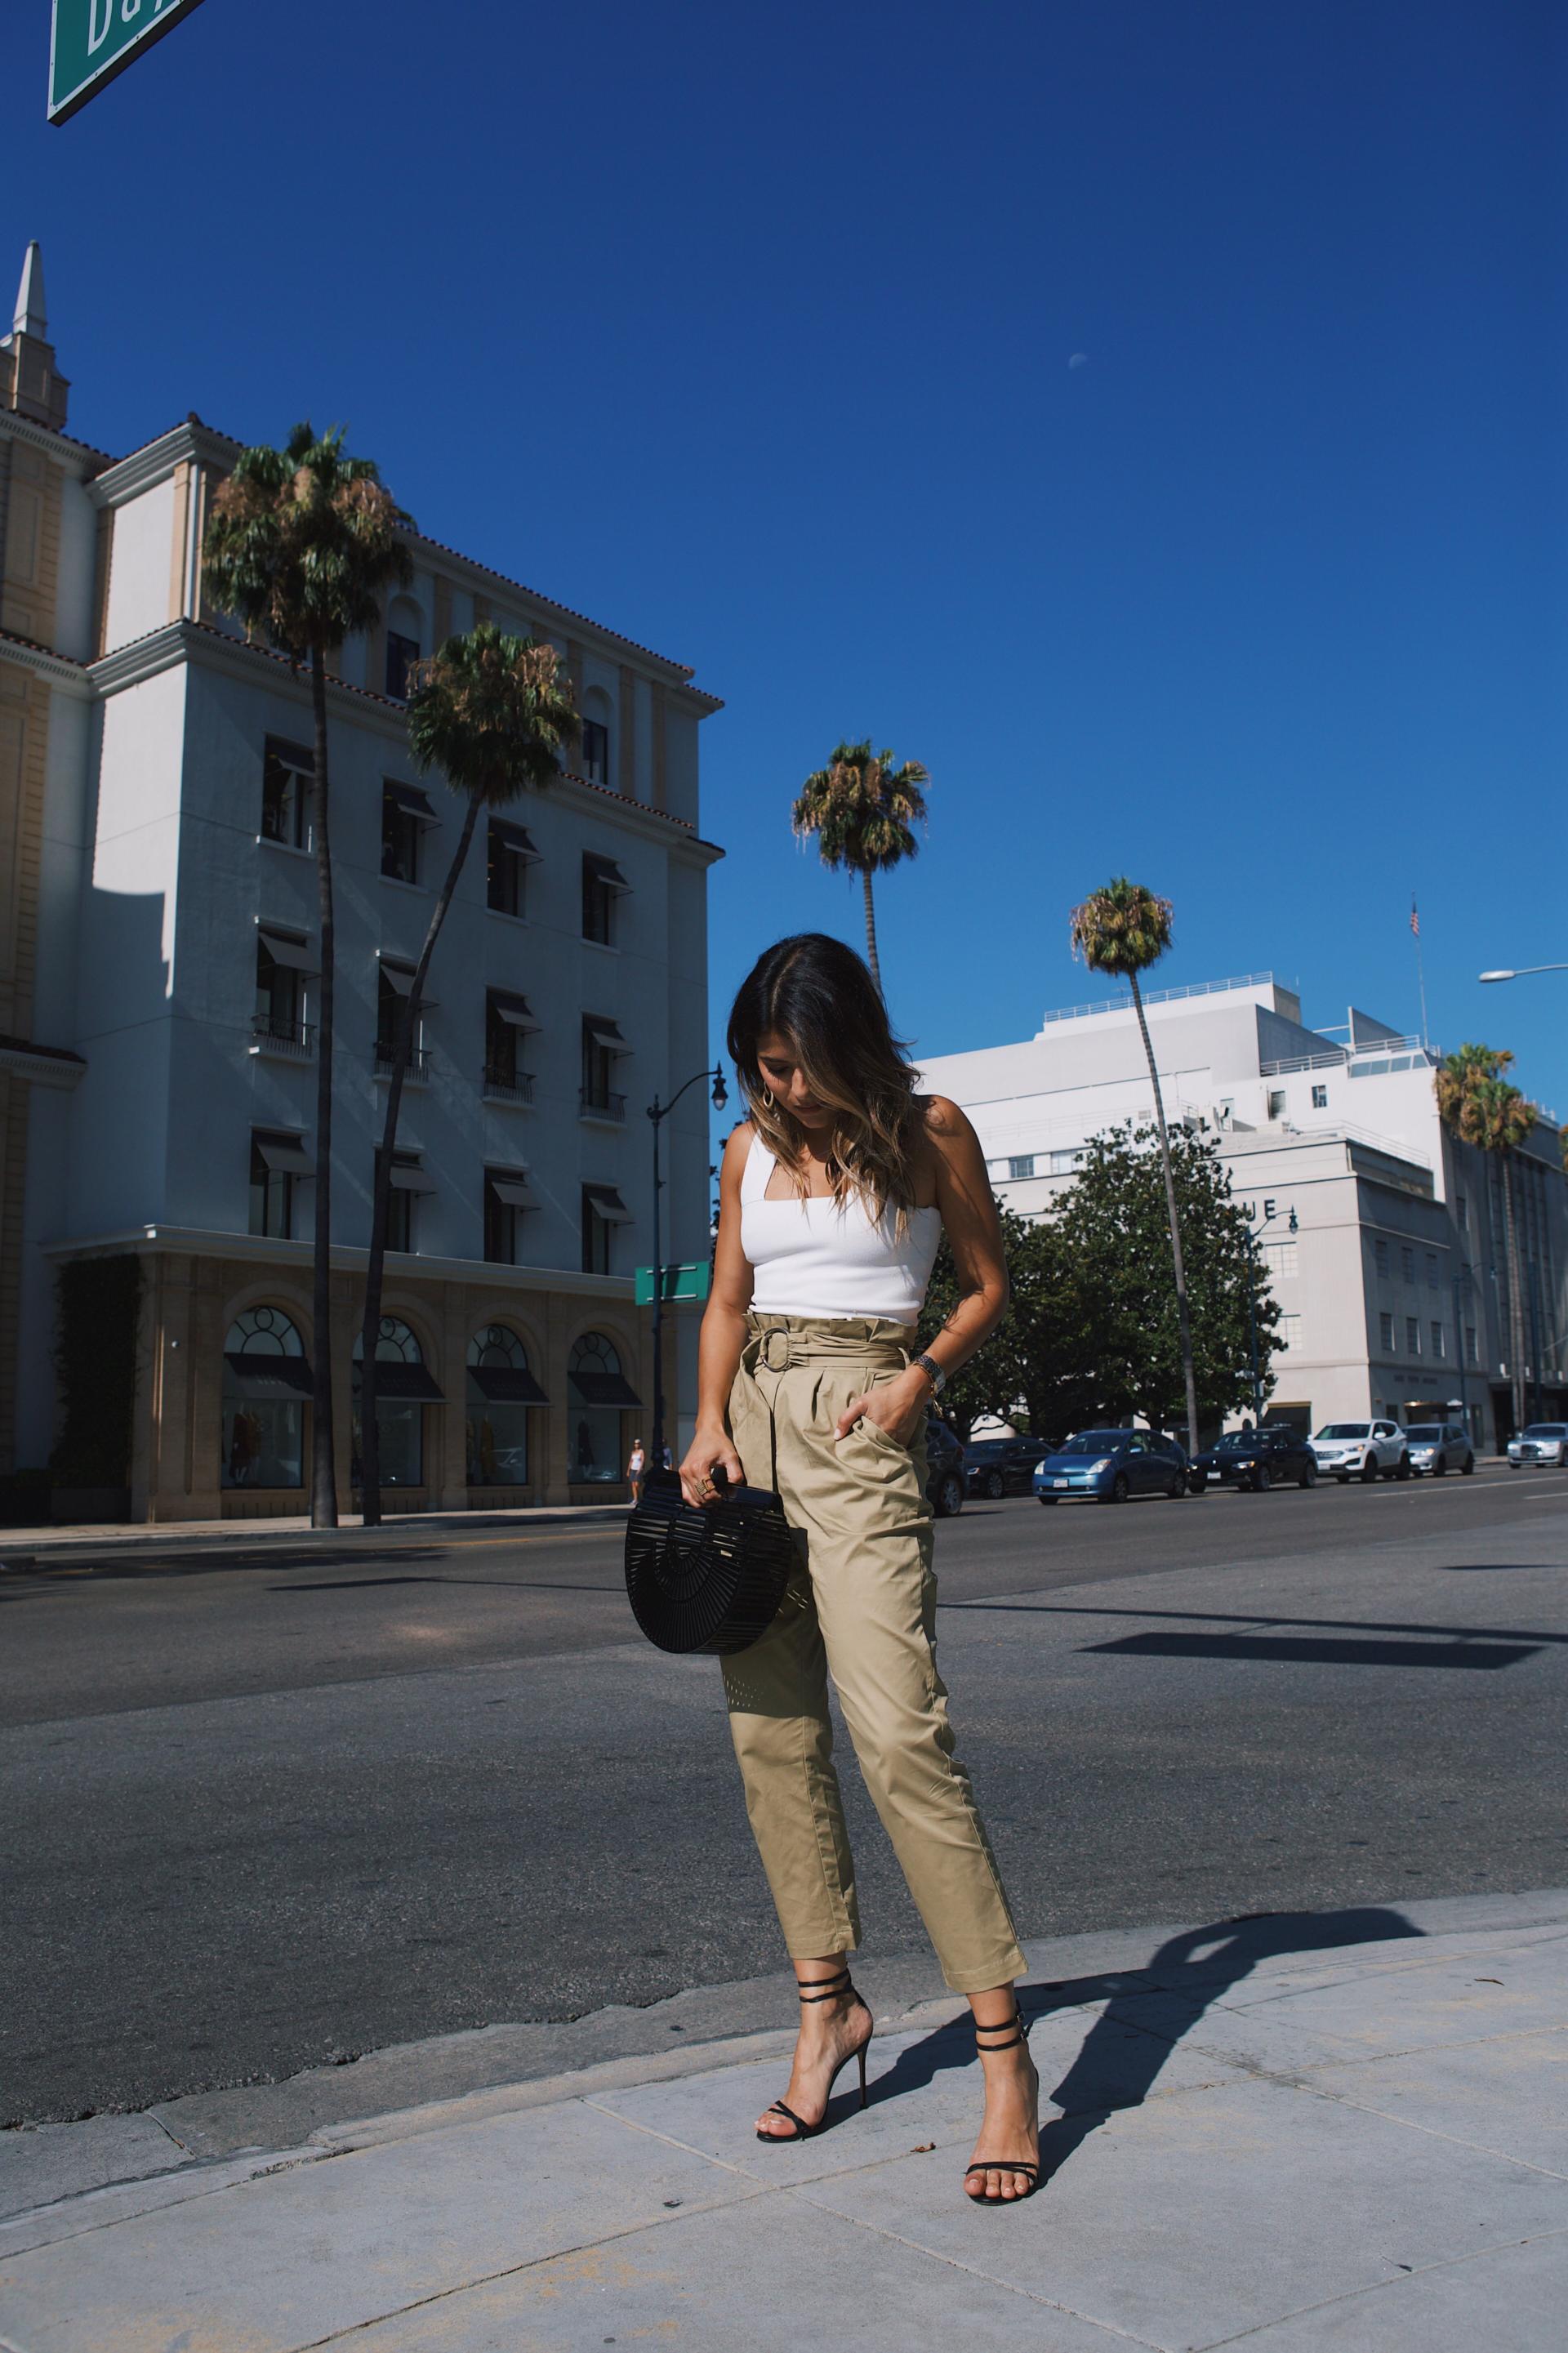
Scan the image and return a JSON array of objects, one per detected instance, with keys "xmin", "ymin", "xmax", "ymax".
[
  {"xmin": 918, "ymin": 1094, "xmax": 980, "ymax": 1153},
  {"xmin": 720, "ymin": 1120, "xmax": 757, "ymax": 1179}
]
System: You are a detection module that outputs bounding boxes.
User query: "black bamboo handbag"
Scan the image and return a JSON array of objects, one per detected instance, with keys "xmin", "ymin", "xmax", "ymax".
[{"xmin": 624, "ymin": 1465, "xmax": 795, "ymax": 1655}]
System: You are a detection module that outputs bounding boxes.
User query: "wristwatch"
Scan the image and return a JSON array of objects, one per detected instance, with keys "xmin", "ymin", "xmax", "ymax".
[{"xmin": 913, "ymin": 1352, "xmax": 947, "ymax": 1396}]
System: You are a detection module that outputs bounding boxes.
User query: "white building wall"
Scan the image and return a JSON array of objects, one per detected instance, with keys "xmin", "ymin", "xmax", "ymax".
[{"xmin": 102, "ymin": 477, "xmax": 176, "ymax": 653}]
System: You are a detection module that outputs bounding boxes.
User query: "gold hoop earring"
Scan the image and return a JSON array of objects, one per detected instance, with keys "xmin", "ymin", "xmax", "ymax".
[{"xmin": 760, "ymin": 1085, "xmax": 775, "ymax": 1110}]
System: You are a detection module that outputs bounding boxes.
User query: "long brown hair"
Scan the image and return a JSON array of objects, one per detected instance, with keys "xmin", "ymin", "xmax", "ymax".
[{"xmin": 726, "ymin": 934, "xmax": 926, "ymax": 1236}]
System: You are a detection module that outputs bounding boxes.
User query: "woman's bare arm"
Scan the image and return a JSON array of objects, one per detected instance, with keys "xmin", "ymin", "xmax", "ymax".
[{"xmin": 679, "ymin": 1121, "xmax": 755, "ymax": 1504}]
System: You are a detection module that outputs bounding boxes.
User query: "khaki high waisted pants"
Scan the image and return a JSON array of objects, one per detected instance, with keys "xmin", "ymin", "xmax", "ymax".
[{"xmin": 723, "ymin": 1310, "xmax": 1026, "ymax": 1994}]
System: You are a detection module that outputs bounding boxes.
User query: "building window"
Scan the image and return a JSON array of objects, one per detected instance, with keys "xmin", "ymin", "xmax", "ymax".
[
  {"xmin": 1311, "ymin": 1084, "xmax": 1328, "ymax": 1109},
  {"xmin": 261, "ymin": 738, "xmax": 313, "ymax": 848},
  {"xmin": 1267, "ymin": 1089, "xmax": 1286, "ymax": 1120},
  {"xmin": 581, "ymin": 850, "xmax": 630, "ymax": 943},
  {"xmin": 483, "ymin": 1165, "xmax": 538, "ymax": 1265},
  {"xmin": 1464, "ymin": 1325, "xmax": 1477, "ymax": 1365},
  {"xmin": 581, "ymin": 1182, "xmax": 632, "ymax": 1273},
  {"xmin": 1261, "ymin": 1239, "xmax": 1298, "ymax": 1281},
  {"xmin": 1277, "ymin": 1313, "xmax": 1301, "ymax": 1351},
  {"xmin": 484, "ymin": 988, "xmax": 539, "ymax": 1100},
  {"xmin": 385, "ymin": 630, "xmax": 421, "ymax": 700},
  {"xmin": 1008, "ymin": 1155, "xmax": 1036, "ymax": 1181},
  {"xmin": 581, "ymin": 1015, "xmax": 630, "ymax": 1117},
  {"xmin": 1405, "ymin": 1316, "xmax": 1421, "ymax": 1356},
  {"xmin": 1049, "ymin": 1148, "xmax": 1085, "ymax": 1174},
  {"xmin": 352, "ymin": 1316, "xmax": 437, "ymax": 1487},
  {"xmin": 487, "ymin": 818, "xmax": 537, "ymax": 916},
  {"xmin": 376, "ymin": 960, "xmax": 424, "ymax": 1077},
  {"xmin": 249, "ymin": 1128, "xmax": 312, "ymax": 1237},
  {"xmin": 1374, "ymin": 1238, "xmax": 1390, "ymax": 1278},
  {"xmin": 568, "ymin": 1330, "xmax": 637, "ymax": 1482},
  {"xmin": 1401, "ymin": 1246, "xmax": 1415, "ymax": 1284},
  {"xmin": 581, "ymin": 717, "xmax": 610, "ymax": 785},
  {"xmin": 1457, "ymin": 1194, "xmax": 1468, "ymax": 1232},
  {"xmin": 467, "ymin": 1323, "xmax": 541, "ymax": 1487},
  {"xmin": 222, "ymin": 1307, "xmax": 310, "ymax": 1489},
  {"xmin": 385, "ymin": 1151, "xmax": 430, "ymax": 1252},
  {"xmin": 253, "ymin": 925, "xmax": 315, "ymax": 1049},
  {"xmin": 381, "ymin": 781, "xmax": 437, "ymax": 883},
  {"xmin": 1425, "ymin": 1252, "xmax": 1438, "ymax": 1288},
  {"xmin": 1379, "ymin": 1311, "xmax": 1396, "ymax": 1352},
  {"xmin": 1430, "ymin": 1320, "xmax": 1446, "ymax": 1358}
]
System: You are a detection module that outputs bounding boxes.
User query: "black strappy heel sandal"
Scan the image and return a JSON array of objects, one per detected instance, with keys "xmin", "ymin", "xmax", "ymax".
[
  {"xmin": 964, "ymin": 2004, "xmax": 1042, "ymax": 2204},
  {"xmin": 756, "ymin": 1966, "xmax": 872, "ymax": 2144}
]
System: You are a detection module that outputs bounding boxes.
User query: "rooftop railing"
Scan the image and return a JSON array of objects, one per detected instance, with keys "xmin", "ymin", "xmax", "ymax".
[{"xmin": 1037, "ymin": 971, "xmax": 1278, "ymax": 1026}]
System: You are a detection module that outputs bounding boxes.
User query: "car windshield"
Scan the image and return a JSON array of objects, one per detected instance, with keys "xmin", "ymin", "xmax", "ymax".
[
  {"xmin": 1316, "ymin": 1424, "xmax": 1370, "ymax": 1440},
  {"xmin": 1405, "ymin": 1427, "xmax": 1442, "ymax": 1441},
  {"xmin": 1054, "ymin": 1432, "xmax": 1128, "ymax": 1456},
  {"xmin": 1214, "ymin": 1433, "xmax": 1260, "ymax": 1451},
  {"xmin": 1521, "ymin": 1424, "xmax": 1568, "ymax": 1438}
]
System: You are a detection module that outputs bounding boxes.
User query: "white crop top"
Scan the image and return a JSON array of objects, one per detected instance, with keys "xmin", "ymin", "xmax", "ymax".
[{"xmin": 739, "ymin": 1129, "xmax": 942, "ymax": 1321}]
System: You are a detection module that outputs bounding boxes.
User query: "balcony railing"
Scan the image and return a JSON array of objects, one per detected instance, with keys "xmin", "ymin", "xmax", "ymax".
[
  {"xmin": 250, "ymin": 1011, "xmax": 316, "ymax": 1059},
  {"xmin": 579, "ymin": 1085, "xmax": 626, "ymax": 1122},
  {"xmin": 483, "ymin": 1063, "xmax": 536, "ymax": 1105},
  {"xmin": 375, "ymin": 1040, "xmax": 430, "ymax": 1081}
]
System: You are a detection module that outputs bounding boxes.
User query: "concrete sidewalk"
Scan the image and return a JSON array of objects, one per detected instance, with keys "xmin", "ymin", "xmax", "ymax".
[
  {"xmin": 0, "ymin": 1500, "xmax": 631, "ymax": 1564},
  {"xmin": 2, "ymin": 1892, "xmax": 1564, "ymax": 2350}
]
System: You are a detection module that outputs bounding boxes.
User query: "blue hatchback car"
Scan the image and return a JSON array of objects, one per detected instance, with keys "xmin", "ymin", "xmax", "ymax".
[{"xmin": 1034, "ymin": 1428, "xmax": 1191, "ymax": 1505}]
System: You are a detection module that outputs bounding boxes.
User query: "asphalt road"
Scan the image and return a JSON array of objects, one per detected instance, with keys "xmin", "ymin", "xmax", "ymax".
[{"xmin": 3, "ymin": 1464, "xmax": 1565, "ymax": 2124}]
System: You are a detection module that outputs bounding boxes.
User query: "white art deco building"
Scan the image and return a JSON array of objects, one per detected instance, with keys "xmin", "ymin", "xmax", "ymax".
[
  {"xmin": 0, "ymin": 244, "xmax": 724, "ymax": 1520},
  {"xmin": 920, "ymin": 973, "xmax": 1566, "ymax": 1449}
]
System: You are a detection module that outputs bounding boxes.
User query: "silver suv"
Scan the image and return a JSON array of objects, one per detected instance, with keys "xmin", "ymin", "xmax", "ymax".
[
  {"xmin": 1508, "ymin": 1422, "xmax": 1568, "ymax": 1469},
  {"xmin": 1309, "ymin": 1419, "xmax": 1411, "ymax": 1483}
]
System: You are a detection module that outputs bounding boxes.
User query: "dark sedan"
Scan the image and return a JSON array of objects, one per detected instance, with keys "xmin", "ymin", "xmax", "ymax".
[
  {"xmin": 963, "ymin": 1434, "xmax": 1046, "ymax": 1498},
  {"xmin": 1192, "ymin": 1426, "xmax": 1317, "ymax": 1493},
  {"xmin": 924, "ymin": 1415, "xmax": 968, "ymax": 1518},
  {"xmin": 1034, "ymin": 1428, "xmax": 1191, "ymax": 1504}
]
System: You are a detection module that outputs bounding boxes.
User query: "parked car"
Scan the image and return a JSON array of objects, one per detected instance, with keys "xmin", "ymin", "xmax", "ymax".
[
  {"xmin": 1508, "ymin": 1422, "xmax": 1568, "ymax": 1469},
  {"xmin": 1191, "ymin": 1426, "xmax": 1318, "ymax": 1492},
  {"xmin": 1308, "ymin": 1420, "xmax": 1410, "ymax": 1483},
  {"xmin": 1405, "ymin": 1422, "xmax": 1477, "ymax": 1477},
  {"xmin": 924, "ymin": 1415, "xmax": 968, "ymax": 1517},
  {"xmin": 963, "ymin": 1434, "xmax": 1047, "ymax": 1498},
  {"xmin": 1034, "ymin": 1428, "xmax": 1190, "ymax": 1505}
]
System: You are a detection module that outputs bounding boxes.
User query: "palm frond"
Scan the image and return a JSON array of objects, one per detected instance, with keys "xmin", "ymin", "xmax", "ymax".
[{"xmin": 1068, "ymin": 876, "xmax": 1174, "ymax": 979}]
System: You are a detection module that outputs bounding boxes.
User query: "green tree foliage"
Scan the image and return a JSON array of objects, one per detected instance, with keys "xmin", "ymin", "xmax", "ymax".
[
  {"xmin": 1435, "ymin": 1042, "xmax": 1538, "ymax": 1429},
  {"xmin": 791, "ymin": 739, "xmax": 928, "ymax": 995},
  {"xmin": 926, "ymin": 1205, "xmax": 1099, "ymax": 1444},
  {"xmin": 1054, "ymin": 1123, "xmax": 1279, "ymax": 1433}
]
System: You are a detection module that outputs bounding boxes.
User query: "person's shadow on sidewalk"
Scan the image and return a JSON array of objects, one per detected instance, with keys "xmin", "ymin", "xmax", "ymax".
[{"xmin": 865, "ymin": 1905, "xmax": 1421, "ymax": 2187}]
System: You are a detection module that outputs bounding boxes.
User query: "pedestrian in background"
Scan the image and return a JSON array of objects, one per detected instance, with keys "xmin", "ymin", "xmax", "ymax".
[
  {"xmin": 680, "ymin": 932, "xmax": 1038, "ymax": 2204},
  {"xmin": 625, "ymin": 1437, "xmax": 646, "ymax": 1505}
]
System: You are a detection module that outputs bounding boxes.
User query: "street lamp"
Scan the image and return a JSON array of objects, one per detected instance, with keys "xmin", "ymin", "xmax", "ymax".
[
  {"xmin": 1479, "ymin": 964, "xmax": 1568, "ymax": 983},
  {"xmin": 647, "ymin": 1062, "xmax": 728, "ymax": 1470},
  {"xmin": 1245, "ymin": 1201, "xmax": 1298, "ymax": 1421}
]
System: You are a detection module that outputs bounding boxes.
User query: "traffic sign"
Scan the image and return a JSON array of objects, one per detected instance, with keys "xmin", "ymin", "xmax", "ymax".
[
  {"xmin": 49, "ymin": 0, "xmax": 207, "ymax": 125},
  {"xmin": 635, "ymin": 1263, "xmax": 712, "ymax": 1307}
]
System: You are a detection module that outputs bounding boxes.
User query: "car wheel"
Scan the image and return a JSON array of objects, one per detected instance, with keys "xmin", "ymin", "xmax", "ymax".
[
  {"xmin": 983, "ymin": 1469, "xmax": 1004, "ymax": 1500},
  {"xmin": 1336, "ymin": 1474, "xmax": 1349, "ymax": 1484},
  {"xmin": 1432, "ymin": 1453, "xmax": 1447, "ymax": 1477},
  {"xmin": 1038, "ymin": 1493, "xmax": 1058, "ymax": 1506},
  {"xmin": 1462, "ymin": 1455, "xmax": 1476, "ymax": 1473},
  {"xmin": 1396, "ymin": 1454, "xmax": 1412, "ymax": 1481},
  {"xmin": 1361, "ymin": 1456, "xmax": 1379, "ymax": 1484},
  {"xmin": 1166, "ymin": 1473, "xmax": 1186, "ymax": 1499},
  {"xmin": 933, "ymin": 1473, "xmax": 964, "ymax": 1517},
  {"xmin": 1299, "ymin": 1461, "xmax": 1316, "ymax": 1488},
  {"xmin": 1106, "ymin": 1472, "xmax": 1130, "ymax": 1504}
]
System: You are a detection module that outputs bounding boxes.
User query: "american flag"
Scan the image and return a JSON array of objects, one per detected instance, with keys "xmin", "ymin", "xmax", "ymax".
[{"xmin": 1410, "ymin": 897, "xmax": 1420, "ymax": 938}]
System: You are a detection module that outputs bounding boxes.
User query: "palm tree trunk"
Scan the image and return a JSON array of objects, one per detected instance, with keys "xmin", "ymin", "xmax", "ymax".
[
  {"xmin": 308, "ymin": 644, "xmax": 338, "ymax": 1528},
  {"xmin": 1129, "ymin": 972, "xmax": 1200, "ymax": 1456},
  {"xmin": 1501, "ymin": 1151, "xmax": 1528, "ymax": 1433},
  {"xmin": 861, "ymin": 867, "xmax": 881, "ymax": 995},
  {"xmin": 359, "ymin": 792, "xmax": 483, "ymax": 1527}
]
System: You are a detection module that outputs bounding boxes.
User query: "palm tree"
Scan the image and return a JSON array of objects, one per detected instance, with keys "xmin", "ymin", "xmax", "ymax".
[
  {"xmin": 203, "ymin": 425, "xmax": 412, "ymax": 1527},
  {"xmin": 1436, "ymin": 1043, "xmax": 1538, "ymax": 1431},
  {"xmin": 791, "ymin": 739, "xmax": 928, "ymax": 994},
  {"xmin": 357, "ymin": 624, "xmax": 580, "ymax": 1526},
  {"xmin": 1068, "ymin": 877, "xmax": 1200, "ymax": 1457}
]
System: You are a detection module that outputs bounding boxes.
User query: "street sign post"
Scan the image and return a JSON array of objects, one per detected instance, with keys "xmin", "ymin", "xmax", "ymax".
[
  {"xmin": 634, "ymin": 1263, "xmax": 711, "ymax": 1308},
  {"xmin": 49, "ymin": 0, "xmax": 207, "ymax": 125}
]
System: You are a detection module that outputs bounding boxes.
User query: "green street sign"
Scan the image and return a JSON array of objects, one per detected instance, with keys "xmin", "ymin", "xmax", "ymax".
[
  {"xmin": 635, "ymin": 1263, "xmax": 712, "ymax": 1308},
  {"xmin": 49, "ymin": 0, "xmax": 207, "ymax": 125}
]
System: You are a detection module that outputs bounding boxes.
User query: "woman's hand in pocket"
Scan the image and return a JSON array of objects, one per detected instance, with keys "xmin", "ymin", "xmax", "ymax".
[
  {"xmin": 835, "ymin": 1370, "xmax": 929, "ymax": 1449},
  {"xmin": 679, "ymin": 1422, "xmax": 745, "ymax": 1508}
]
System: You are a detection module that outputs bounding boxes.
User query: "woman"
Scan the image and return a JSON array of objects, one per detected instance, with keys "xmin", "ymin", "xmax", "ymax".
[
  {"xmin": 625, "ymin": 1437, "xmax": 648, "ymax": 1507},
  {"xmin": 681, "ymin": 934, "xmax": 1039, "ymax": 2204}
]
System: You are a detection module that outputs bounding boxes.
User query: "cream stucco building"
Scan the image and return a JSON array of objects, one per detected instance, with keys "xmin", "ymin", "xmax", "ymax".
[{"xmin": 0, "ymin": 244, "xmax": 724, "ymax": 1521}]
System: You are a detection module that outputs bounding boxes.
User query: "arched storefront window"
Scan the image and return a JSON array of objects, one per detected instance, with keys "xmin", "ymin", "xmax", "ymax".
[
  {"xmin": 466, "ymin": 1324, "xmax": 546, "ymax": 1488},
  {"xmin": 352, "ymin": 1316, "xmax": 443, "ymax": 1488},
  {"xmin": 567, "ymin": 1330, "xmax": 639, "ymax": 1484},
  {"xmin": 222, "ymin": 1307, "xmax": 310, "ymax": 1490}
]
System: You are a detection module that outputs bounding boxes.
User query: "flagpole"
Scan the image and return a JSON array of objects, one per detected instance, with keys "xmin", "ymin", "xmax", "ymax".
[{"xmin": 1411, "ymin": 893, "xmax": 1429, "ymax": 1047}]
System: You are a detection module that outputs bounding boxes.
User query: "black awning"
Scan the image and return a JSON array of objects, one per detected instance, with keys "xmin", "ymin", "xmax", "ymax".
[
  {"xmin": 490, "ymin": 818, "xmax": 539, "ymax": 859},
  {"xmin": 568, "ymin": 1370, "xmax": 642, "ymax": 1408},
  {"xmin": 467, "ymin": 1366, "xmax": 550, "ymax": 1405},
  {"xmin": 361, "ymin": 1361, "xmax": 446, "ymax": 1402},
  {"xmin": 225, "ymin": 1351, "xmax": 314, "ymax": 1399},
  {"xmin": 583, "ymin": 852, "xmax": 631, "ymax": 891},
  {"xmin": 384, "ymin": 781, "xmax": 439, "ymax": 824}
]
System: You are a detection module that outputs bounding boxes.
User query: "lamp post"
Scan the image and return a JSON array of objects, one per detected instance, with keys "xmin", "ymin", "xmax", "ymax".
[
  {"xmin": 1245, "ymin": 1201, "xmax": 1298, "ymax": 1421},
  {"xmin": 1479, "ymin": 964, "xmax": 1568, "ymax": 983},
  {"xmin": 647, "ymin": 1062, "xmax": 728, "ymax": 1471}
]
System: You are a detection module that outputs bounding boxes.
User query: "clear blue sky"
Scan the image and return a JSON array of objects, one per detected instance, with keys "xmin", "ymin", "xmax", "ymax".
[{"xmin": 7, "ymin": 1, "xmax": 1564, "ymax": 1125}]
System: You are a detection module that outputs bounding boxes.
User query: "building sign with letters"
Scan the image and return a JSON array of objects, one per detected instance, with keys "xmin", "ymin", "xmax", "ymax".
[{"xmin": 50, "ymin": 0, "xmax": 207, "ymax": 124}]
